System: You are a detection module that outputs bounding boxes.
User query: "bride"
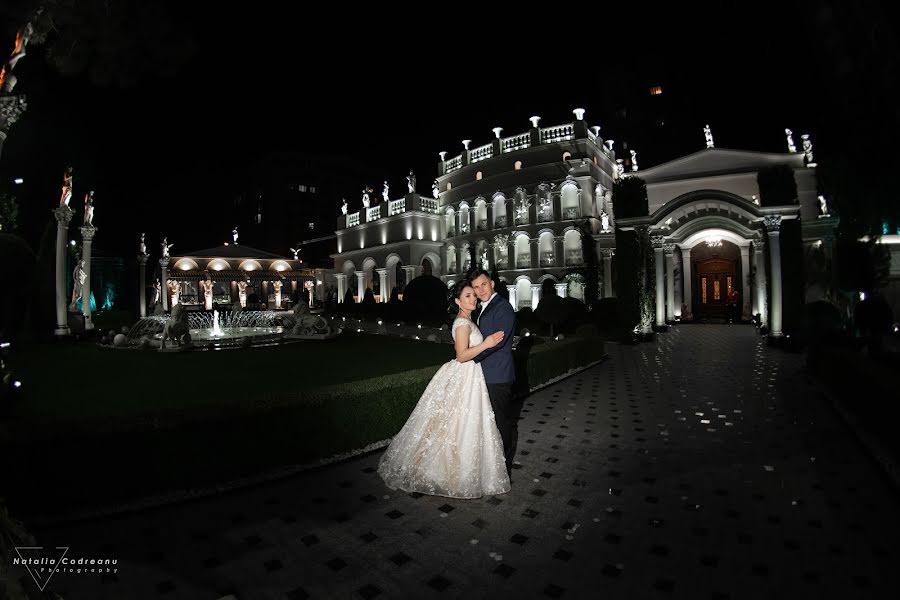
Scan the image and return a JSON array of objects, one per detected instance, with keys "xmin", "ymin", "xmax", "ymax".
[{"xmin": 378, "ymin": 281, "xmax": 511, "ymax": 498}]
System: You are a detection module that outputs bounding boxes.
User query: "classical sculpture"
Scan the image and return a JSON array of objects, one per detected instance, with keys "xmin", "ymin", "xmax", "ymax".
[
  {"xmin": 481, "ymin": 248, "xmax": 489, "ymax": 270},
  {"xmin": 802, "ymin": 134, "xmax": 814, "ymax": 164},
  {"xmin": 341, "ymin": 198, "xmax": 348, "ymax": 215},
  {"xmin": 616, "ymin": 160, "xmax": 625, "ymax": 178},
  {"xmin": 83, "ymin": 191, "xmax": 95, "ymax": 226},
  {"xmin": 362, "ymin": 187, "xmax": 371, "ymax": 208},
  {"xmin": 59, "ymin": 167, "xmax": 73, "ymax": 208},
  {"xmin": 0, "ymin": 21, "xmax": 33, "ymax": 93},
  {"xmin": 167, "ymin": 279, "xmax": 181, "ymax": 307},
  {"xmin": 407, "ymin": 170, "xmax": 416, "ymax": 194},
  {"xmin": 601, "ymin": 211, "xmax": 610, "ymax": 233},
  {"xmin": 237, "ymin": 280, "xmax": 248, "ymax": 308},
  {"xmin": 152, "ymin": 279, "xmax": 161, "ymax": 304},
  {"xmin": 199, "ymin": 274, "xmax": 214, "ymax": 310},
  {"xmin": 704, "ymin": 124, "xmax": 714, "ymax": 148},
  {"xmin": 272, "ymin": 279, "xmax": 283, "ymax": 309},
  {"xmin": 290, "ymin": 301, "xmax": 332, "ymax": 336},
  {"xmin": 785, "ymin": 128, "xmax": 796, "ymax": 153},
  {"xmin": 432, "ymin": 179, "xmax": 440, "ymax": 199},
  {"xmin": 818, "ymin": 195, "xmax": 829, "ymax": 216},
  {"xmin": 161, "ymin": 237, "xmax": 173, "ymax": 259},
  {"xmin": 232, "ymin": 227, "xmax": 239, "ymax": 244},
  {"xmin": 139, "ymin": 232, "xmax": 147, "ymax": 255},
  {"xmin": 630, "ymin": 149, "xmax": 639, "ymax": 171},
  {"xmin": 160, "ymin": 304, "xmax": 191, "ymax": 350},
  {"xmin": 69, "ymin": 259, "xmax": 86, "ymax": 310},
  {"xmin": 290, "ymin": 246, "xmax": 300, "ymax": 260},
  {"xmin": 383, "ymin": 180, "xmax": 390, "ymax": 203}
]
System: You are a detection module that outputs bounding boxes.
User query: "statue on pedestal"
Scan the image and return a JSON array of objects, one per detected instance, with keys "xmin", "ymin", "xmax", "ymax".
[
  {"xmin": 785, "ymin": 128, "xmax": 797, "ymax": 153},
  {"xmin": 83, "ymin": 191, "xmax": 95, "ymax": 226},
  {"xmin": 362, "ymin": 187, "xmax": 371, "ymax": 208},
  {"xmin": 237, "ymin": 279, "xmax": 248, "ymax": 308},
  {"xmin": 161, "ymin": 237, "xmax": 173, "ymax": 259},
  {"xmin": 407, "ymin": 170, "xmax": 416, "ymax": 194},
  {"xmin": 601, "ymin": 211, "xmax": 610, "ymax": 233},
  {"xmin": 818, "ymin": 195, "xmax": 829, "ymax": 216},
  {"xmin": 160, "ymin": 304, "xmax": 191, "ymax": 350},
  {"xmin": 272, "ymin": 279, "xmax": 283, "ymax": 309},
  {"xmin": 704, "ymin": 124, "xmax": 714, "ymax": 148},
  {"xmin": 383, "ymin": 180, "xmax": 390, "ymax": 203},
  {"xmin": 232, "ymin": 226, "xmax": 239, "ymax": 244},
  {"xmin": 199, "ymin": 274, "xmax": 214, "ymax": 310},
  {"xmin": 152, "ymin": 279, "xmax": 161, "ymax": 304},
  {"xmin": 290, "ymin": 246, "xmax": 300, "ymax": 260},
  {"xmin": 630, "ymin": 149, "xmax": 639, "ymax": 171},
  {"xmin": 341, "ymin": 198, "xmax": 348, "ymax": 215},
  {"xmin": 802, "ymin": 134, "xmax": 814, "ymax": 164},
  {"xmin": 167, "ymin": 279, "xmax": 181, "ymax": 306},
  {"xmin": 59, "ymin": 167, "xmax": 73, "ymax": 208},
  {"xmin": 432, "ymin": 179, "xmax": 440, "ymax": 199},
  {"xmin": 139, "ymin": 232, "xmax": 146, "ymax": 255}
]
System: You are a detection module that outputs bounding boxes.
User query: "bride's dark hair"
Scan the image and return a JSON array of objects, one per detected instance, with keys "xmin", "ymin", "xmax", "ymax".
[{"xmin": 447, "ymin": 279, "xmax": 473, "ymax": 315}]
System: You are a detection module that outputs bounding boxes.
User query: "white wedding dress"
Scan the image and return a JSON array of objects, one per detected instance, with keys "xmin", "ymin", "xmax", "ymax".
[{"xmin": 378, "ymin": 317, "xmax": 511, "ymax": 498}]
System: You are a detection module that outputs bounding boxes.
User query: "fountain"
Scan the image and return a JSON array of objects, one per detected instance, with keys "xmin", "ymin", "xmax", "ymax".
[{"xmin": 124, "ymin": 309, "xmax": 287, "ymax": 349}]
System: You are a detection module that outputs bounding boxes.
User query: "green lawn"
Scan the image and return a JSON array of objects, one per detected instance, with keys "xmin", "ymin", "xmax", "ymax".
[{"xmin": 6, "ymin": 332, "xmax": 452, "ymax": 422}]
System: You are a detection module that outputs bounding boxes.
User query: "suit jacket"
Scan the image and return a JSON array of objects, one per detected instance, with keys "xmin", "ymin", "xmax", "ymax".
[{"xmin": 474, "ymin": 294, "xmax": 516, "ymax": 384}]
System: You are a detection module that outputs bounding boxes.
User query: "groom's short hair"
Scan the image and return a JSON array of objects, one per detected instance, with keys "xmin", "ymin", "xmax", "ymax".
[{"xmin": 470, "ymin": 268, "xmax": 491, "ymax": 282}]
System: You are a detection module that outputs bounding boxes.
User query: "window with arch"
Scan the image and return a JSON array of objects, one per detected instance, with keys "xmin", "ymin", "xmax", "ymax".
[
  {"xmin": 446, "ymin": 182, "xmax": 452, "ymax": 191},
  {"xmin": 562, "ymin": 152, "xmax": 572, "ymax": 161},
  {"xmin": 514, "ymin": 161, "xmax": 522, "ymax": 170},
  {"xmin": 476, "ymin": 171, "xmax": 483, "ymax": 181}
]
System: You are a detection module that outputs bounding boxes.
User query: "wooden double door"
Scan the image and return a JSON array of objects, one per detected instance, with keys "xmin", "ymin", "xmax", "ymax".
[{"xmin": 695, "ymin": 259, "xmax": 736, "ymax": 320}]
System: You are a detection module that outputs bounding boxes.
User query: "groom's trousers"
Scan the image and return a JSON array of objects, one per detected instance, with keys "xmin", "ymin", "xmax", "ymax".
[{"xmin": 487, "ymin": 383, "xmax": 516, "ymax": 474}]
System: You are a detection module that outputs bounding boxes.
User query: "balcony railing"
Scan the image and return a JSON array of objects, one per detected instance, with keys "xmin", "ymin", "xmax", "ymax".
[
  {"xmin": 540, "ymin": 252, "xmax": 555, "ymax": 267},
  {"xmin": 501, "ymin": 132, "xmax": 531, "ymax": 153},
  {"xmin": 445, "ymin": 155, "xmax": 462, "ymax": 172},
  {"xmin": 389, "ymin": 198, "xmax": 406, "ymax": 215},
  {"xmin": 495, "ymin": 257, "xmax": 508, "ymax": 269},
  {"xmin": 516, "ymin": 255, "xmax": 531, "ymax": 269},
  {"xmin": 420, "ymin": 198, "xmax": 439, "ymax": 213},
  {"xmin": 347, "ymin": 212, "xmax": 360, "ymax": 227},
  {"xmin": 470, "ymin": 143, "xmax": 493, "ymax": 163},
  {"xmin": 367, "ymin": 206, "xmax": 381, "ymax": 221},
  {"xmin": 541, "ymin": 124, "xmax": 575, "ymax": 144}
]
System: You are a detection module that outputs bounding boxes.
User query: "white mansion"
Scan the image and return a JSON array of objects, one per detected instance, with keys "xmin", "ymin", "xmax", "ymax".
[{"xmin": 332, "ymin": 110, "xmax": 839, "ymax": 337}]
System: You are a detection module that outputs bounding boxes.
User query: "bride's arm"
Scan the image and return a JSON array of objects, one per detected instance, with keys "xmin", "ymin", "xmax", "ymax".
[{"xmin": 454, "ymin": 324, "xmax": 504, "ymax": 363}]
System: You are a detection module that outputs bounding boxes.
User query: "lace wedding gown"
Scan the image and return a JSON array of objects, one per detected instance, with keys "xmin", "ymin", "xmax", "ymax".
[{"xmin": 378, "ymin": 317, "xmax": 511, "ymax": 498}]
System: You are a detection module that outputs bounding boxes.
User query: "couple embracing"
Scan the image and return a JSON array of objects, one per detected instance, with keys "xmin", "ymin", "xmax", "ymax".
[{"xmin": 378, "ymin": 269, "xmax": 518, "ymax": 498}]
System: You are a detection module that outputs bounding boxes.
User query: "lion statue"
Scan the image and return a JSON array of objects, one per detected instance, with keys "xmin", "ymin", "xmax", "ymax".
[
  {"xmin": 291, "ymin": 302, "xmax": 331, "ymax": 336},
  {"xmin": 161, "ymin": 304, "xmax": 192, "ymax": 349}
]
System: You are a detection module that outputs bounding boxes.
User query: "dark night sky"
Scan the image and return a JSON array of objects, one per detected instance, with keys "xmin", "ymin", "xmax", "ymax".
[{"xmin": 0, "ymin": 2, "xmax": 880, "ymax": 256}]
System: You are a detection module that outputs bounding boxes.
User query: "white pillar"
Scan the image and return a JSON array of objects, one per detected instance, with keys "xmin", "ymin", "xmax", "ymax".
[
  {"xmin": 315, "ymin": 268, "xmax": 326, "ymax": 302},
  {"xmin": 555, "ymin": 282, "xmax": 567, "ymax": 298},
  {"xmin": 681, "ymin": 247, "xmax": 692, "ymax": 319},
  {"xmin": 555, "ymin": 236, "xmax": 566, "ymax": 267},
  {"xmin": 531, "ymin": 283, "xmax": 541, "ymax": 310},
  {"xmin": 508, "ymin": 287, "xmax": 517, "ymax": 310},
  {"xmin": 664, "ymin": 244, "xmax": 675, "ymax": 322},
  {"xmin": 355, "ymin": 271, "xmax": 365, "ymax": 301},
  {"xmin": 376, "ymin": 268, "xmax": 388, "ymax": 302},
  {"xmin": 754, "ymin": 236, "xmax": 766, "ymax": 325},
  {"xmin": 53, "ymin": 206, "xmax": 74, "ymax": 336},
  {"xmin": 740, "ymin": 245, "xmax": 752, "ymax": 321},
  {"xmin": 138, "ymin": 254, "xmax": 149, "ymax": 317},
  {"xmin": 334, "ymin": 273, "xmax": 346, "ymax": 303},
  {"xmin": 80, "ymin": 225, "xmax": 97, "ymax": 330},
  {"xmin": 652, "ymin": 236, "xmax": 665, "ymax": 327},
  {"xmin": 765, "ymin": 216, "xmax": 783, "ymax": 337},
  {"xmin": 159, "ymin": 259, "xmax": 170, "ymax": 311},
  {"xmin": 601, "ymin": 249, "xmax": 614, "ymax": 298}
]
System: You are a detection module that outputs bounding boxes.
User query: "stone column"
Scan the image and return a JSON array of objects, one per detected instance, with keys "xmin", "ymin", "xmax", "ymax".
[
  {"xmin": 530, "ymin": 239, "xmax": 539, "ymax": 269},
  {"xmin": 376, "ymin": 268, "xmax": 388, "ymax": 302},
  {"xmin": 314, "ymin": 268, "xmax": 327, "ymax": 302},
  {"xmin": 753, "ymin": 234, "xmax": 766, "ymax": 326},
  {"xmin": 78, "ymin": 225, "xmax": 97, "ymax": 330},
  {"xmin": 555, "ymin": 236, "xmax": 565, "ymax": 267},
  {"xmin": 652, "ymin": 236, "xmax": 665, "ymax": 327},
  {"xmin": 555, "ymin": 282, "xmax": 567, "ymax": 298},
  {"xmin": 507, "ymin": 238, "xmax": 517, "ymax": 269},
  {"xmin": 664, "ymin": 243, "xmax": 675, "ymax": 322},
  {"xmin": 458, "ymin": 246, "xmax": 466, "ymax": 273},
  {"xmin": 681, "ymin": 247, "xmax": 692, "ymax": 319},
  {"xmin": 601, "ymin": 249, "xmax": 614, "ymax": 298},
  {"xmin": 334, "ymin": 273, "xmax": 347, "ymax": 303},
  {"xmin": 740, "ymin": 245, "xmax": 752, "ymax": 320},
  {"xmin": 53, "ymin": 205, "xmax": 74, "ymax": 336},
  {"xmin": 355, "ymin": 271, "xmax": 365, "ymax": 301},
  {"xmin": 138, "ymin": 253, "xmax": 149, "ymax": 318},
  {"xmin": 508, "ymin": 286, "xmax": 518, "ymax": 310},
  {"xmin": 531, "ymin": 283, "xmax": 541, "ymax": 310},
  {"xmin": 159, "ymin": 259, "xmax": 170, "ymax": 311},
  {"xmin": 765, "ymin": 216, "xmax": 783, "ymax": 337}
]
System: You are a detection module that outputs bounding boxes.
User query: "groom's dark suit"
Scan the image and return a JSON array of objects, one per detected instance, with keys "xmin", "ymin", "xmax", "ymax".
[{"xmin": 474, "ymin": 293, "xmax": 517, "ymax": 474}]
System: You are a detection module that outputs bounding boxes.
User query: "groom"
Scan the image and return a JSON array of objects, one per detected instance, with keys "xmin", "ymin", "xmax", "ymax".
[{"xmin": 470, "ymin": 269, "xmax": 517, "ymax": 476}]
